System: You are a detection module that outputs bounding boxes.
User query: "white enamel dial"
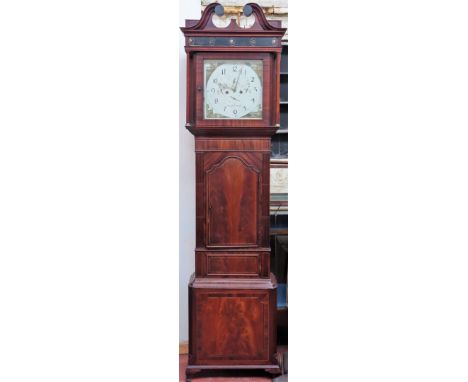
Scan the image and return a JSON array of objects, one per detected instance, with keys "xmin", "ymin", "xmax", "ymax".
[{"xmin": 204, "ymin": 60, "xmax": 262, "ymax": 119}]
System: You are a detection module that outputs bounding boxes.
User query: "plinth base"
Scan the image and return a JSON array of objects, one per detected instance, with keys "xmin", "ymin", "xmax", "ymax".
[
  {"xmin": 186, "ymin": 364, "xmax": 281, "ymax": 381},
  {"xmin": 187, "ymin": 273, "xmax": 279, "ymax": 380}
]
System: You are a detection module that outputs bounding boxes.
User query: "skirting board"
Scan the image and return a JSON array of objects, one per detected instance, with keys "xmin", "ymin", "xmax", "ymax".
[{"xmin": 179, "ymin": 341, "xmax": 189, "ymax": 355}]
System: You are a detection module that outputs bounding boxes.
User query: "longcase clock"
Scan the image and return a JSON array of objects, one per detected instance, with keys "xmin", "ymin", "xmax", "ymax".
[{"xmin": 181, "ymin": 3, "xmax": 286, "ymax": 380}]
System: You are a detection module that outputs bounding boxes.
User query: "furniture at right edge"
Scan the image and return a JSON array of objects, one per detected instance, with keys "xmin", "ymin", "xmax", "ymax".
[{"xmin": 271, "ymin": 41, "xmax": 288, "ymax": 347}]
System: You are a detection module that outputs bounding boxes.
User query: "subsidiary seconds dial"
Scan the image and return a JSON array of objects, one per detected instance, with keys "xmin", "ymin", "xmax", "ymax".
[{"xmin": 204, "ymin": 61, "xmax": 263, "ymax": 119}]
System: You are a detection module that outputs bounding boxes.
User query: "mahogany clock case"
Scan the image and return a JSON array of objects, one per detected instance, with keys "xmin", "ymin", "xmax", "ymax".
[{"xmin": 181, "ymin": 3, "xmax": 286, "ymax": 380}]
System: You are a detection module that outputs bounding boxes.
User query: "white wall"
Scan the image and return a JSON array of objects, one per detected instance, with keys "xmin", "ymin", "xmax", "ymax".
[{"xmin": 179, "ymin": 0, "xmax": 200, "ymax": 343}]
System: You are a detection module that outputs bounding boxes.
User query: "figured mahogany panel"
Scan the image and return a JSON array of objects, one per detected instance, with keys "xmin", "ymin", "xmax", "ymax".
[
  {"xmin": 195, "ymin": 138, "xmax": 270, "ymax": 249},
  {"xmin": 195, "ymin": 251, "xmax": 269, "ymax": 278},
  {"xmin": 194, "ymin": 289, "xmax": 270, "ymax": 364},
  {"xmin": 205, "ymin": 152, "xmax": 262, "ymax": 247},
  {"xmin": 208, "ymin": 255, "xmax": 259, "ymax": 276},
  {"xmin": 195, "ymin": 137, "xmax": 270, "ymax": 152}
]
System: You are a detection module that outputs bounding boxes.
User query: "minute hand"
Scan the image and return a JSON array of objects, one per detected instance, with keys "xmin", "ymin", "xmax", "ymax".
[{"xmin": 233, "ymin": 69, "xmax": 242, "ymax": 92}]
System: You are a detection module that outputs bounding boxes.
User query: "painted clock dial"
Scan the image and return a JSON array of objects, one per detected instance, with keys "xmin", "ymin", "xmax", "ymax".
[{"xmin": 204, "ymin": 59, "xmax": 263, "ymax": 119}]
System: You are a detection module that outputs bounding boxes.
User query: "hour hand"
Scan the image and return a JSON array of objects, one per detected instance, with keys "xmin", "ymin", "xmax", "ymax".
[{"xmin": 218, "ymin": 82, "xmax": 231, "ymax": 93}]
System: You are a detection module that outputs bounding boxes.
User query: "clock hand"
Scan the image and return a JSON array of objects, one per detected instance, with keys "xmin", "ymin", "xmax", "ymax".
[
  {"xmin": 233, "ymin": 70, "xmax": 242, "ymax": 92},
  {"xmin": 218, "ymin": 83, "xmax": 232, "ymax": 96}
]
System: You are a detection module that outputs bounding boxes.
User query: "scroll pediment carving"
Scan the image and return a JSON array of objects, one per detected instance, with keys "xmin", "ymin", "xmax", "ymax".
[{"xmin": 181, "ymin": 3, "xmax": 286, "ymax": 35}]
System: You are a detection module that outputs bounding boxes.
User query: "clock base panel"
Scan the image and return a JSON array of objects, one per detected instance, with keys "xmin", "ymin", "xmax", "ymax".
[{"xmin": 187, "ymin": 274, "xmax": 278, "ymax": 376}]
